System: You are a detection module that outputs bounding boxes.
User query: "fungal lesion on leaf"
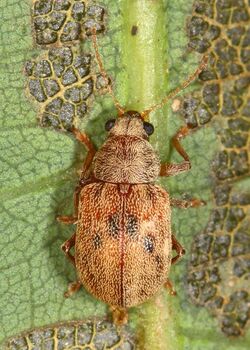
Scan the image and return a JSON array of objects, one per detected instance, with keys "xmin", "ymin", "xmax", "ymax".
[
  {"xmin": 32, "ymin": 0, "xmax": 105, "ymax": 46},
  {"xmin": 4, "ymin": 320, "xmax": 136, "ymax": 350},
  {"xmin": 178, "ymin": 0, "xmax": 250, "ymax": 337},
  {"xmin": 25, "ymin": 45, "xmax": 109, "ymax": 130},
  {"xmin": 25, "ymin": 46, "xmax": 92, "ymax": 130}
]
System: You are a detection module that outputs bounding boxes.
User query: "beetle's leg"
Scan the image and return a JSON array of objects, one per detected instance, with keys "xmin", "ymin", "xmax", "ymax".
[
  {"xmin": 61, "ymin": 233, "xmax": 82, "ymax": 297},
  {"xmin": 171, "ymin": 234, "xmax": 185, "ymax": 265},
  {"xmin": 71, "ymin": 183, "xmax": 83, "ymax": 218},
  {"xmin": 164, "ymin": 279, "xmax": 177, "ymax": 296},
  {"xmin": 71, "ymin": 127, "xmax": 96, "ymax": 178},
  {"xmin": 61, "ymin": 233, "xmax": 76, "ymax": 266},
  {"xmin": 110, "ymin": 306, "xmax": 128, "ymax": 326},
  {"xmin": 57, "ymin": 215, "xmax": 77, "ymax": 224},
  {"xmin": 64, "ymin": 280, "xmax": 82, "ymax": 298},
  {"xmin": 170, "ymin": 197, "xmax": 206, "ymax": 208},
  {"xmin": 164, "ymin": 235, "xmax": 185, "ymax": 296},
  {"xmin": 58, "ymin": 129, "xmax": 96, "ymax": 223},
  {"xmin": 160, "ymin": 125, "xmax": 193, "ymax": 177}
]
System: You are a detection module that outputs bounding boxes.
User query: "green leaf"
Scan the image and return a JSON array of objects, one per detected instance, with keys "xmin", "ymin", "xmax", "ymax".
[{"xmin": 0, "ymin": 0, "xmax": 249, "ymax": 349}]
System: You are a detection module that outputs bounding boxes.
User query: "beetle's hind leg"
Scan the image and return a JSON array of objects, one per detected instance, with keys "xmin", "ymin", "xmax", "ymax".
[
  {"xmin": 164, "ymin": 279, "xmax": 177, "ymax": 296},
  {"xmin": 110, "ymin": 306, "xmax": 128, "ymax": 326},
  {"xmin": 164, "ymin": 234, "xmax": 185, "ymax": 296},
  {"xmin": 61, "ymin": 233, "xmax": 82, "ymax": 297}
]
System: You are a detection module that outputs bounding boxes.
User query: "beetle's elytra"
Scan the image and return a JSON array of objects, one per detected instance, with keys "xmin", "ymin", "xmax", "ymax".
[{"xmin": 58, "ymin": 31, "xmax": 208, "ymax": 325}]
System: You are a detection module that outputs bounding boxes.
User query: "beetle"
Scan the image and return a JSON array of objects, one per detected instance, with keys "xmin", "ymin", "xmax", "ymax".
[{"xmin": 58, "ymin": 30, "xmax": 208, "ymax": 325}]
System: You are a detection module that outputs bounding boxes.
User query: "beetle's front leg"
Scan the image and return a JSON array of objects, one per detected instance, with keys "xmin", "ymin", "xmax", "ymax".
[
  {"xmin": 71, "ymin": 127, "xmax": 96, "ymax": 181},
  {"xmin": 61, "ymin": 233, "xmax": 76, "ymax": 266},
  {"xmin": 58, "ymin": 129, "xmax": 96, "ymax": 224},
  {"xmin": 160, "ymin": 125, "xmax": 193, "ymax": 177}
]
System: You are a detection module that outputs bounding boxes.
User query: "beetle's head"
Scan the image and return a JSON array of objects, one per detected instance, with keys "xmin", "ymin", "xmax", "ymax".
[{"xmin": 105, "ymin": 110, "xmax": 154, "ymax": 139}]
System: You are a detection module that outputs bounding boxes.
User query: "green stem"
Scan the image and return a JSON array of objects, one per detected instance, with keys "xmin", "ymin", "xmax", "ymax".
[
  {"xmin": 118, "ymin": 1, "xmax": 180, "ymax": 349},
  {"xmin": 119, "ymin": 0, "xmax": 168, "ymax": 114}
]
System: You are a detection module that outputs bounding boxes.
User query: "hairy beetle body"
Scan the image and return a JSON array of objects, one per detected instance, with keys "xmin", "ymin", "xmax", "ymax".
[
  {"xmin": 93, "ymin": 135, "xmax": 160, "ymax": 184},
  {"xmin": 75, "ymin": 182, "xmax": 171, "ymax": 307}
]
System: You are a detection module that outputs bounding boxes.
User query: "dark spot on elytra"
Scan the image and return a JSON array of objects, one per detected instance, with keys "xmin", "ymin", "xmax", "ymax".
[
  {"xmin": 93, "ymin": 233, "xmax": 101, "ymax": 249},
  {"xmin": 144, "ymin": 236, "xmax": 154, "ymax": 253},
  {"xmin": 108, "ymin": 214, "xmax": 120, "ymax": 238},
  {"xmin": 126, "ymin": 215, "xmax": 138, "ymax": 237},
  {"xmin": 155, "ymin": 255, "xmax": 164, "ymax": 270}
]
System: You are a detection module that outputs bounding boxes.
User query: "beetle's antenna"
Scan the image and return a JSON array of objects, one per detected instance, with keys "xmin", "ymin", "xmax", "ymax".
[
  {"xmin": 91, "ymin": 28, "xmax": 125, "ymax": 116},
  {"xmin": 141, "ymin": 55, "xmax": 208, "ymax": 119}
]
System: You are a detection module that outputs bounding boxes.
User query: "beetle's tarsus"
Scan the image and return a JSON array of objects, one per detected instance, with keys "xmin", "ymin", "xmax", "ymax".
[
  {"xmin": 164, "ymin": 279, "xmax": 177, "ymax": 296},
  {"xmin": 160, "ymin": 125, "xmax": 195, "ymax": 177},
  {"xmin": 64, "ymin": 280, "xmax": 82, "ymax": 298}
]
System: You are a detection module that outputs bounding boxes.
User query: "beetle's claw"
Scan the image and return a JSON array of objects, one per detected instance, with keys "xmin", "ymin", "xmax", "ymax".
[{"xmin": 64, "ymin": 281, "xmax": 81, "ymax": 298}]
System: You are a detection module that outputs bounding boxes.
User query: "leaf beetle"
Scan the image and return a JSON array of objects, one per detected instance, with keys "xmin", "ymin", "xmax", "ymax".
[{"xmin": 58, "ymin": 30, "xmax": 208, "ymax": 325}]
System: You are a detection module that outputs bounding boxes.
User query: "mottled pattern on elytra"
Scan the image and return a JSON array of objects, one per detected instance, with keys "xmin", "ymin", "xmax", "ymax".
[
  {"xmin": 75, "ymin": 182, "xmax": 172, "ymax": 307},
  {"xmin": 93, "ymin": 135, "xmax": 161, "ymax": 184}
]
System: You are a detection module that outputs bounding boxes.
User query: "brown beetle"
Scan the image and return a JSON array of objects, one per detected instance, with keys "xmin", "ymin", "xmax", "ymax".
[{"xmin": 58, "ymin": 32, "xmax": 208, "ymax": 324}]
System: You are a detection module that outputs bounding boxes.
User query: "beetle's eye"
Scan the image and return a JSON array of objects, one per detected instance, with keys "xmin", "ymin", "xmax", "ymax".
[
  {"xmin": 105, "ymin": 119, "xmax": 116, "ymax": 131},
  {"xmin": 143, "ymin": 121, "xmax": 154, "ymax": 136}
]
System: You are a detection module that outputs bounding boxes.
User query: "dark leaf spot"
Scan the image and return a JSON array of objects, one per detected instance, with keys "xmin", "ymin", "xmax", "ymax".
[{"xmin": 131, "ymin": 25, "xmax": 138, "ymax": 36}]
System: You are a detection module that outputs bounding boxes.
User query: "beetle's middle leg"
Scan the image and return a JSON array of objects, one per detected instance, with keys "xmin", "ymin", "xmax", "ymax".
[
  {"xmin": 171, "ymin": 233, "xmax": 185, "ymax": 265},
  {"xmin": 170, "ymin": 197, "xmax": 206, "ymax": 209},
  {"xmin": 160, "ymin": 125, "xmax": 193, "ymax": 177}
]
